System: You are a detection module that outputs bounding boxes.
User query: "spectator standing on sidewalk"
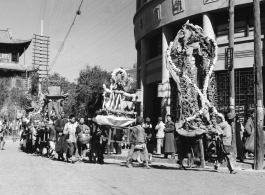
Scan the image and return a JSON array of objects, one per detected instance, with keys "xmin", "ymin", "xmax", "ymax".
[
  {"xmin": 164, "ymin": 115, "xmax": 176, "ymax": 159},
  {"xmin": 155, "ymin": 117, "xmax": 165, "ymax": 155},
  {"xmin": 243, "ymin": 111, "xmax": 255, "ymax": 157}
]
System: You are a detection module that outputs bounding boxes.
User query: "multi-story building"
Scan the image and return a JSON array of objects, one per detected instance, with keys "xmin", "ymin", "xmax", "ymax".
[
  {"xmin": 134, "ymin": 0, "xmax": 265, "ymax": 125},
  {"xmin": 0, "ymin": 29, "xmax": 35, "ymax": 90}
]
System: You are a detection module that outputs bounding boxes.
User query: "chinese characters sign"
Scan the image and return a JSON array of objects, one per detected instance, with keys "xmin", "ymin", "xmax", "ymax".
[
  {"xmin": 225, "ymin": 47, "xmax": 233, "ymax": 70},
  {"xmin": 172, "ymin": 0, "xmax": 184, "ymax": 15}
]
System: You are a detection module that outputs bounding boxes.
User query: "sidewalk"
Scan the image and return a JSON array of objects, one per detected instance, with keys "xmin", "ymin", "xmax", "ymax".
[{"xmin": 104, "ymin": 149, "xmax": 255, "ymax": 170}]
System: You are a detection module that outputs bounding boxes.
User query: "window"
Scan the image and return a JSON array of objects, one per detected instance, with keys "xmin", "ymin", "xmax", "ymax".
[
  {"xmin": 0, "ymin": 53, "xmax": 11, "ymax": 62},
  {"xmin": 149, "ymin": 33, "xmax": 162, "ymax": 59},
  {"xmin": 215, "ymin": 68, "xmax": 254, "ymax": 123},
  {"xmin": 216, "ymin": 4, "xmax": 265, "ymax": 41}
]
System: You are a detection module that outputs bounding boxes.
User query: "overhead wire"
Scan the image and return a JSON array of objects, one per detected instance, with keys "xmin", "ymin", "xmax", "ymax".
[
  {"xmin": 48, "ymin": 0, "xmax": 60, "ymax": 36},
  {"xmin": 49, "ymin": 0, "xmax": 84, "ymax": 71},
  {"xmin": 54, "ymin": 0, "xmax": 73, "ymax": 35},
  {"xmin": 69, "ymin": 1, "xmax": 134, "ymax": 48},
  {"xmin": 66, "ymin": 1, "xmax": 134, "ymax": 60}
]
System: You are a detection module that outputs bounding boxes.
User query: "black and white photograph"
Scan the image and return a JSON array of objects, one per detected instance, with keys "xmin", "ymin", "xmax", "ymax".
[{"xmin": 0, "ymin": 0, "xmax": 265, "ymax": 194}]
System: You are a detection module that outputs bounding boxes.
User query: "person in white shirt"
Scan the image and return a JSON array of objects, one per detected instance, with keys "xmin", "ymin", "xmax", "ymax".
[
  {"xmin": 63, "ymin": 114, "xmax": 78, "ymax": 161},
  {"xmin": 155, "ymin": 117, "xmax": 165, "ymax": 155}
]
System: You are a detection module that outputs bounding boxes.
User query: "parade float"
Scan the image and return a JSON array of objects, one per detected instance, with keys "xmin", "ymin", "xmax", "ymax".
[
  {"xmin": 166, "ymin": 21, "xmax": 225, "ymax": 137},
  {"xmin": 164, "ymin": 21, "xmax": 230, "ymax": 167},
  {"xmin": 93, "ymin": 67, "xmax": 138, "ymax": 146},
  {"xmin": 24, "ymin": 79, "xmax": 68, "ymax": 122}
]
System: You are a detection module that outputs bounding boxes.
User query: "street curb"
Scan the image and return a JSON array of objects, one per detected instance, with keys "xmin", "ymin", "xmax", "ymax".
[{"xmin": 103, "ymin": 154, "xmax": 253, "ymax": 170}]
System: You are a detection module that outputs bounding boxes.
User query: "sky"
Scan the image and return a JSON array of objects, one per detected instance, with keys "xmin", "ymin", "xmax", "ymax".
[{"xmin": 0, "ymin": 0, "xmax": 136, "ymax": 82}]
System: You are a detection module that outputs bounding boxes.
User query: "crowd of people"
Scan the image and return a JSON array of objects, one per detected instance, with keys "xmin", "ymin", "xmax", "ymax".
[
  {"xmin": 125, "ymin": 110, "xmax": 255, "ymax": 173},
  {"xmin": 9, "ymin": 109, "xmax": 256, "ymax": 173},
  {"xmin": 19, "ymin": 111, "xmax": 108, "ymax": 164}
]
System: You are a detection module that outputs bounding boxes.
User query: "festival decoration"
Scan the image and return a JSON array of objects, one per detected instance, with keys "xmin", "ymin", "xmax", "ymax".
[
  {"xmin": 101, "ymin": 68, "xmax": 137, "ymax": 119},
  {"xmin": 166, "ymin": 21, "xmax": 225, "ymax": 124}
]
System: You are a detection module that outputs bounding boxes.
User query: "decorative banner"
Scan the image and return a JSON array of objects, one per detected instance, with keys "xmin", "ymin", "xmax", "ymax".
[
  {"xmin": 172, "ymin": 0, "xmax": 184, "ymax": 15},
  {"xmin": 204, "ymin": 0, "xmax": 219, "ymax": 4},
  {"xmin": 157, "ymin": 83, "xmax": 164, "ymax": 97}
]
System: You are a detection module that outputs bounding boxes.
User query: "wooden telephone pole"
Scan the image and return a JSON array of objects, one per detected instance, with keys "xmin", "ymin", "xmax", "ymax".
[
  {"xmin": 228, "ymin": 0, "xmax": 237, "ymax": 164},
  {"xmin": 253, "ymin": 0, "xmax": 264, "ymax": 170}
]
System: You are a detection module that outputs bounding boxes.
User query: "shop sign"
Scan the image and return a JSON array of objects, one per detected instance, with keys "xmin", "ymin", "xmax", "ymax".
[
  {"xmin": 204, "ymin": 0, "xmax": 219, "ymax": 4},
  {"xmin": 172, "ymin": 0, "xmax": 184, "ymax": 15},
  {"xmin": 225, "ymin": 47, "xmax": 233, "ymax": 70}
]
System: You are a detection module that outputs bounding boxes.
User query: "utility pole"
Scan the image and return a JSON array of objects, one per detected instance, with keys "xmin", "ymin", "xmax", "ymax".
[
  {"xmin": 253, "ymin": 0, "xmax": 264, "ymax": 170},
  {"xmin": 38, "ymin": 20, "xmax": 43, "ymax": 96},
  {"xmin": 228, "ymin": 0, "xmax": 237, "ymax": 164}
]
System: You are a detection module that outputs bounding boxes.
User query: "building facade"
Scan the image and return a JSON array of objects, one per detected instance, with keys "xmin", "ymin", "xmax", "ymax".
[
  {"xmin": 134, "ymin": 0, "xmax": 265, "ymax": 125},
  {"xmin": 0, "ymin": 29, "xmax": 35, "ymax": 90}
]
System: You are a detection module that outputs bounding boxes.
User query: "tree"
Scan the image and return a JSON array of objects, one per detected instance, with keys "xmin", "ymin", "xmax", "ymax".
[
  {"xmin": 29, "ymin": 72, "xmax": 39, "ymax": 96},
  {"xmin": 75, "ymin": 65, "xmax": 111, "ymax": 118},
  {"xmin": 0, "ymin": 79, "xmax": 9, "ymax": 109}
]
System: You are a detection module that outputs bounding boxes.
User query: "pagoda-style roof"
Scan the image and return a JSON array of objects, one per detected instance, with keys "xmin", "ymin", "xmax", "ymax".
[
  {"xmin": 0, "ymin": 62, "xmax": 36, "ymax": 72},
  {"xmin": 0, "ymin": 29, "xmax": 31, "ymax": 56}
]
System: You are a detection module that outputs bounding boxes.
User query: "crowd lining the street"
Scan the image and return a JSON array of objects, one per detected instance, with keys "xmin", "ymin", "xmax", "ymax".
[{"xmin": 0, "ymin": 109, "xmax": 255, "ymax": 174}]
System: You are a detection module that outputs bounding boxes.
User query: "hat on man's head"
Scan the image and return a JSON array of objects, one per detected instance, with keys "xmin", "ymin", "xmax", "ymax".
[
  {"xmin": 158, "ymin": 117, "xmax": 162, "ymax": 121},
  {"xmin": 145, "ymin": 117, "xmax": 150, "ymax": 122},
  {"xmin": 136, "ymin": 116, "xmax": 144, "ymax": 125}
]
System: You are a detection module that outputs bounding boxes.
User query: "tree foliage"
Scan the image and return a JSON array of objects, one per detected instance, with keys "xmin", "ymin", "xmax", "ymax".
[
  {"xmin": 0, "ymin": 87, "xmax": 27, "ymax": 121},
  {"xmin": 75, "ymin": 65, "xmax": 111, "ymax": 118}
]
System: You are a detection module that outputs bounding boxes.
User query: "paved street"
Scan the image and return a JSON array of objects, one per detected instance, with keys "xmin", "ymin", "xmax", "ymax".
[{"xmin": 1, "ymin": 141, "xmax": 265, "ymax": 195}]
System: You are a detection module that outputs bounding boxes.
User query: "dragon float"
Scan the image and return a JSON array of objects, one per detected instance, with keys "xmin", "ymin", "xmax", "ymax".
[{"xmin": 167, "ymin": 21, "xmax": 224, "ymax": 136}]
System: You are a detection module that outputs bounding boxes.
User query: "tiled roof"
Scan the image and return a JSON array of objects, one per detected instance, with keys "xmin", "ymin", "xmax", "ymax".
[
  {"xmin": 0, "ymin": 62, "xmax": 36, "ymax": 72},
  {"xmin": 0, "ymin": 29, "xmax": 31, "ymax": 44}
]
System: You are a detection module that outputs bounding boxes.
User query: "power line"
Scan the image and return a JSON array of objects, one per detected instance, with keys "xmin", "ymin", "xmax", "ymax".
[
  {"xmin": 49, "ymin": 0, "xmax": 84, "ymax": 71},
  {"xmin": 65, "ymin": 2, "xmax": 134, "ymax": 60},
  {"xmin": 48, "ymin": 0, "xmax": 60, "ymax": 36}
]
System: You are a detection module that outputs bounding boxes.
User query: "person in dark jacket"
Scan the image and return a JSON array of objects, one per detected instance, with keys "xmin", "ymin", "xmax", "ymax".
[
  {"xmin": 143, "ymin": 117, "xmax": 155, "ymax": 157},
  {"xmin": 55, "ymin": 111, "xmax": 68, "ymax": 160},
  {"xmin": 235, "ymin": 115, "xmax": 244, "ymax": 161},
  {"xmin": 164, "ymin": 115, "xmax": 176, "ymax": 159},
  {"xmin": 47, "ymin": 120, "xmax": 56, "ymax": 159}
]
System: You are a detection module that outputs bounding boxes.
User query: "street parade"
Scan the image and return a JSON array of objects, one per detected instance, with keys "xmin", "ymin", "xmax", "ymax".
[
  {"xmin": 2, "ymin": 21, "xmax": 257, "ymax": 174},
  {"xmin": 0, "ymin": 0, "xmax": 265, "ymax": 194}
]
